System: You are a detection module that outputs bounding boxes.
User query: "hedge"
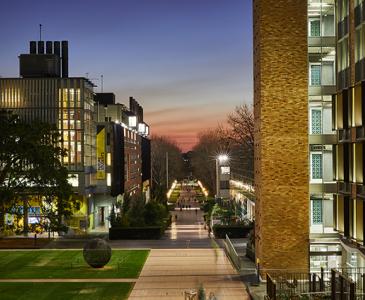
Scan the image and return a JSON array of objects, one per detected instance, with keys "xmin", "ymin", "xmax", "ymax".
[
  {"xmin": 212, "ymin": 224, "xmax": 253, "ymax": 239},
  {"xmin": 109, "ymin": 226, "xmax": 163, "ymax": 240}
]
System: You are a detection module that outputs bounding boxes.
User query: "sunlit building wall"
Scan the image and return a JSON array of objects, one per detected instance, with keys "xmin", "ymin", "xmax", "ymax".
[{"xmin": 253, "ymin": 0, "xmax": 309, "ymax": 271}]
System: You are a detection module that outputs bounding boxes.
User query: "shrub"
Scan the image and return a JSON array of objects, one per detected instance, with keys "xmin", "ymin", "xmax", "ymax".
[
  {"xmin": 109, "ymin": 227, "xmax": 163, "ymax": 240},
  {"xmin": 144, "ymin": 201, "xmax": 168, "ymax": 226},
  {"xmin": 126, "ymin": 197, "xmax": 145, "ymax": 227},
  {"xmin": 212, "ymin": 224, "xmax": 253, "ymax": 239}
]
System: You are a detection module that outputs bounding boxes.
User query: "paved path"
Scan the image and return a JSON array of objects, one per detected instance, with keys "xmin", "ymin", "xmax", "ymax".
[
  {"xmin": 128, "ymin": 184, "xmax": 250, "ymax": 299},
  {"xmin": 128, "ymin": 249, "xmax": 250, "ymax": 300},
  {"xmin": 0, "ymin": 278, "xmax": 136, "ymax": 283}
]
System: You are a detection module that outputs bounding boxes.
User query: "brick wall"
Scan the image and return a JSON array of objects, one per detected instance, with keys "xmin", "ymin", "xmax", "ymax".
[{"xmin": 253, "ymin": 0, "xmax": 309, "ymax": 271}]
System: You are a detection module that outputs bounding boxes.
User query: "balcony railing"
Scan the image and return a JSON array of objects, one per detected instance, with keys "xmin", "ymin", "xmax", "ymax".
[
  {"xmin": 356, "ymin": 126, "xmax": 365, "ymax": 141},
  {"xmin": 338, "ymin": 182, "xmax": 351, "ymax": 194},
  {"xmin": 339, "ymin": 128, "xmax": 351, "ymax": 143}
]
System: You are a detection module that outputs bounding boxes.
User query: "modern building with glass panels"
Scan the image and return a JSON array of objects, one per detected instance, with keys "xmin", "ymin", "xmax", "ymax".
[
  {"xmin": 0, "ymin": 41, "xmax": 97, "ymax": 233},
  {"xmin": 308, "ymin": 0, "xmax": 341, "ymax": 271},
  {"xmin": 333, "ymin": 0, "xmax": 365, "ymax": 268}
]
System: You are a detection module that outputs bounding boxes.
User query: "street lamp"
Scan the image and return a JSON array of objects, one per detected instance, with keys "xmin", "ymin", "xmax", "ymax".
[
  {"xmin": 218, "ymin": 154, "xmax": 229, "ymax": 163},
  {"xmin": 216, "ymin": 154, "xmax": 230, "ymax": 199}
]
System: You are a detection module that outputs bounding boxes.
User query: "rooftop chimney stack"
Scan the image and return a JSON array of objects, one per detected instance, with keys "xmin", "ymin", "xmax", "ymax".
[
  {"xmin": 30, "ymin": 41, "xmax": 37, "ymax": 54},
  {"xmin": 61, "ymin": 41, "xmax": 68, "ymax": 78},
  {"xmin": 37, "ymin": 41, "xmax": 44, "ymax": 54},
  {"xmin": 46, "ymin": 41, "xmax": 53, "ymax": 54}
]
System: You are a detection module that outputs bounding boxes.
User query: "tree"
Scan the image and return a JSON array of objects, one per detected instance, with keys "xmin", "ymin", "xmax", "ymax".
[
  {"xmin": 190, "ymin": 128, "xmax": 231, "ymax": 194},
  {"xmin": 0, "ymin": 111, "xmax": 75, "ymax": 234},
  {"xmin": 151, "ymin": 135, "xmax": 184, "ymax": 202},
  {"xmin": 190, "ymin": 104, "xmax": 254, "ymax": 195},
  {"xmin": 227, "ymin": 104, "xmax": 254, "ymax": 181}
]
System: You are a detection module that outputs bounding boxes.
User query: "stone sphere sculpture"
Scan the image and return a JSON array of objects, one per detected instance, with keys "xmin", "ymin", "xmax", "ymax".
[{"xmin": 83, "ymin": 238, "xmax": 112, "ymax": 268}]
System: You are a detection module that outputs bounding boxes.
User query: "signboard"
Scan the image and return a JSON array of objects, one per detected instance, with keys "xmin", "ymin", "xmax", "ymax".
[
  {"xmin": 221, "ymin": 166, "xmax": 230, "ymax": 175},
  {"xmin": 96, "ymin": 127, "xmax": 106, "ymax": 179}
]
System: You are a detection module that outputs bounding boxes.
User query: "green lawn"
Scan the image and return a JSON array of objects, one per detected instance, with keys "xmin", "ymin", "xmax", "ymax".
[
  {"xmin": 0, "ymin": 282, "xmax": 133, "ymax": 300},
  {"xmin": 0, "ymin": 250, "xmax": 149, "ymax": 279}
]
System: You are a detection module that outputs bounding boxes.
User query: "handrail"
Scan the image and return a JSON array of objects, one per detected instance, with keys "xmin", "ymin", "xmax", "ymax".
[{"xmin": 224, "ymin": 234, "xmax": 243, "ymax": 271}]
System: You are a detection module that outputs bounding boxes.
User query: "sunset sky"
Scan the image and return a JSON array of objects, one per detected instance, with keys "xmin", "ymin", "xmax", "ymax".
[{"xmin": 0, "ymin": 0, "xmax": 252, "ymax": 152}]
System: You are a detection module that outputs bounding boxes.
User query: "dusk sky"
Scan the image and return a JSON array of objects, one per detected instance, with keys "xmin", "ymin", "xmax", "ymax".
[{"xmin": 0, "ymin": 0, "xmax": 252, "ymax": 152}]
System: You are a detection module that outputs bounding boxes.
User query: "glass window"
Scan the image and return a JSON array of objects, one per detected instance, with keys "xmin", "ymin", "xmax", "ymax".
[
  {"xmin": 310, "ymin": 19, "xmax": 320, "ymax": 37},
  {"xmin": 107, "ymin": 173, "xmax": 112, "ymax": 187},
  {"xmin": 311, "ymin": 65, "xmax": 321, "ymax": 86},
  {"xmin": 67, "ymin": 174, "xmax": 79, "ymax": 187},
  {"xmin": 356, "ymin": 29, "xmax": 361, "ymax": 62},
  {"xmin": 107, "ymin": 153, "xmax": 111, "ymax": 166},
  {"xmin": 311, "ymin": 109, "xmax": 322, "ymax": 134},
  {"xmin": 312, "ymin": 153, "xmax": 323, "ymax": 180},
  {"xmin": 312, "ymin": 199, "xmax": 323, "ymax": 224}
]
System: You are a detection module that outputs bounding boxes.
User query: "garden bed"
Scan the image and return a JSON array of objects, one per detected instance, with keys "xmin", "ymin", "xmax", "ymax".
[
  {"xmin": 109, "ymin": 226, "xmax": 164, "ymax": 240},
  {"xmin": 212, "ymin": 224, "xmax": 253, "ymax": 238}
]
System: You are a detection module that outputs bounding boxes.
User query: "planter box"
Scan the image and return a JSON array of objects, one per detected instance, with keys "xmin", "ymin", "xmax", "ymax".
[
  {"xmin": 109, "ymin": 226, "xmax": 163, "ymax": 240},
  {"xmin": 212, "ymin": 225, "xmax": 253, "ymax": 239}
]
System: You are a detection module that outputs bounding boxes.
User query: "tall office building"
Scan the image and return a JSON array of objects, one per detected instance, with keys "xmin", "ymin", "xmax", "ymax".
[
  {"xmin": 0, "ymin": 41, "xmax": 96, "ymax": 233},
  {"xmin": 307, "ymin": 0, "xmax": 341, "ymax": 271},
  {"xmin": 253, "ymin": 0, "xmax": 309, "ymax": 271},
  {"xmin": 333, "ymin": 0, "xmax": 365, "ymax": 268}
]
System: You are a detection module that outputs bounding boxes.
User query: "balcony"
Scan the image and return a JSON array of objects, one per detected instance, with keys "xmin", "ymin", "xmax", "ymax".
[
  {"xmin": 338, "ymin": 128, "xmax": 351, "ymax": 143},
  {"xmin": 338, "ymin": 181, "xmax": 351, "ymax": 195},
  {"xmin": 309, "ymin": 134, "xmax": 336, "ymax": 145},
  {"xmin": 356, "ymin": 126, "xmax": 365, "ymax": 141},
  {"xmin": 308, "ymin": 36, "xmax": 336, "ymax": 47},
  {"xmin": 357, "ymin": 184, "xmax": 365, "ymax": 199},
  {"xmin": 308, "ymin": 85, "xmax": 336, "ymax": 97},
  {"xmin": 355, "ymin": 4, "xmax": 362, "ymax": 27},
  {"xmin": 310, "ymin": 181, "xmax": 337, "ymax": 194},
  {"xmin": 337, "ymin": 16, "xmax": 349, "ymax": 39},
  {"xmin": 355, "ymin": 58, "xmax": 365, "ymax": 83},
  {"xmin": 337, "ymin": 68, "xmax": 350, "ymax": 90}
]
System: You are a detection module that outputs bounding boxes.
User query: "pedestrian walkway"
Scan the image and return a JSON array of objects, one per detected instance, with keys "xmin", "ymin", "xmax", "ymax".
[
  {"xmin": 0, "ymin": 278, "xmax": 136, "ymax": 283},
  {"xmin": 128, "ymin": 249, "xmax": 250, "ymax": 300},
  {"xmin": 128, "ymin": 183, "xmax": 250, "ymax": 299}
]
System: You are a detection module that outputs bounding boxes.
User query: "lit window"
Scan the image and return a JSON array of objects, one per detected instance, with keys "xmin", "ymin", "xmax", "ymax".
[
  {"xmin": 107, "ymin": 153, "xmax": 111, "ymax": 166},
  {"xmin": 138, "ymin": 123, "xmax": 146, "ymax": 134},
  {"xmin": 221, "ymin": 166, "xmax": 230, "ymax": 175},
  {"xmin": 107, "ymin": 173, "xmax": 112, "ymax": 187},
  {"xmin": 311, "ymin": 153, "xmax": 323, "ymax": 181},
  {"xmin": 128, "ymin": 116, "xmax": 137, "ymax": 127},
  {"xmin": 312, "ymin": 199, "xmax": 323, "ymax": 224},
  {"xmin": 311, "ymin": 109, "xmax": 322, "ymax": 134},
  {"xmin": 67, "ymin": 174, "xmax": 79, "ymax": 187}
]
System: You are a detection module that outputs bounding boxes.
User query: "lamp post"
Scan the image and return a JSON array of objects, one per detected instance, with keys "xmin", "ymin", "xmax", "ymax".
[{"xmin": 216, "ymin": 154, "xmax": 229, "ymax": 199}]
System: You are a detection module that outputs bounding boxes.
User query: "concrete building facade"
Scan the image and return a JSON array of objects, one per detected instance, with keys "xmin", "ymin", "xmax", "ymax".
[{"xmin": 307, "ymin": 0, "xmax": 341, "ymax": 271}]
